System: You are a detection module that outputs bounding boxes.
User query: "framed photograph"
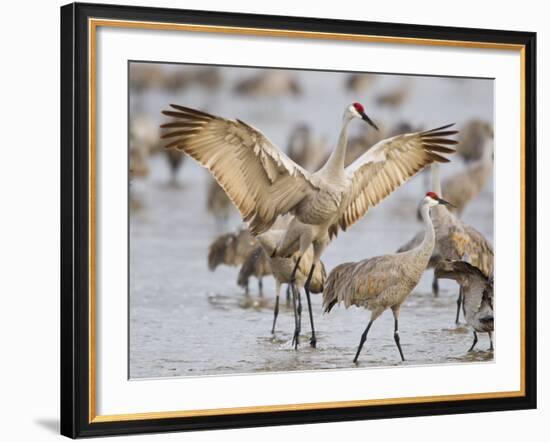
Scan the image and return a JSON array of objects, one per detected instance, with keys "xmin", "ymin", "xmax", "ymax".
[{"xmin": 60, "ymin": 2, "xmax": 537, "ymax": 438}]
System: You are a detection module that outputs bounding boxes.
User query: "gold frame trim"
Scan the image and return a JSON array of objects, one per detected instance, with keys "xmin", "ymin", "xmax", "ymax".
[{"xmin": 88, "ymin": 18, "xmax": 527, "ymax": 424}]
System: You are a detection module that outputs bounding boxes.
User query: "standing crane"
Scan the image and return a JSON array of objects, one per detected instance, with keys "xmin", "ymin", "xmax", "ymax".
[
  {"xmin": 206, "ymin": 177, "xmax": 234, "ymax": 229},
  {"xmin": 345, "ymin": 73, "xmax": 376, "ymax": 94},
  {"xmin": 442, "ymin": 137, "xmax": 493, "ymax": 216},
  {"xmin": 236, "ymin": 245, "xmax": 272, "ymax": 297},
  {"xmin": 455, "ymin": 120, "xmax": 493, "ymax": 163},
  {"xmin": 161, "ymin": 103, "xmax": 456, "ymax": 347},
  {"xmin": 164, "ymin": 148, "xmax": 185, "ymax": 185},
  {"xmin": 375, "ymin": 79, "xmax": 412, "ymax": 108},
  {"xmin": 435, "ymin": 260, "xmax": 494, "ymax": 352},
  {"xmin": 254, "ymin": 228, "xmax": 326, "ymax": 347},
  {"xmin": 233, "ymin": 71, "xmax": 301, "ymax": 97},
  {"xmin": 207, "ymin": 227, "xmax": 257, "ymax": 273},
  {"xmin": 323, "ymin": 193, "xmax": 453, "ymax": 363},
  {"xmin": 397, "ymin": 164, "xmax": 494, "ymax": 324}
]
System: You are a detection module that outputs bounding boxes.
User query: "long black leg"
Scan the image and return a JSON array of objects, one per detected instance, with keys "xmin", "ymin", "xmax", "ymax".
[
  {"xmin": 304, "ymin": 264, "xmax": 317, "ymax": 348},
  {"xmin": 290, "ymin": 256, "xmax": 302, "ymax": 284},
  {"xmin": 296, "ymin": 287, "xmax": 302, "ymax": 341},
  {"xmin": 432, "ymin": 276, "xmax": 439, "ymax": 297},
  {"xmin": 455, "ymin": 286, "xmax": 463, "ymax": 324},
  {"xmin": 271, "ymin": 284, "xmax": 280, "ymax": 334},
  {"xmin": 488, "ymin": 331, "xmax": 494, "ymax": 351},
  {"xmin": 289, "ymin": 256, "xmax": 303, "ymax": 349},
  {"xmin": 258, "ymin": 277, "xmax": 263, "ymax": 297},
  {"xmin": 290, "ymin": 283, "xmax": 300, "ymax": 349},
  {"xmin": 353, "ymin": 320, "xmax": 374, "ymax": 364},
  {"xmin": 394, "ymin": 318, "xmax": 405, "ymax": 361},
  {"xmin": 468, "ymin": 331, "xmax": 478, "ymax": 352}
]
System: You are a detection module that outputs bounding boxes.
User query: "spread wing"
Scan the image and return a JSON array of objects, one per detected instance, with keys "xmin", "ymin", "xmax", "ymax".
[
  {"xmin": 338, "ymin": 125, "xmax": 457, "ymax": 231},
  {"xmin": 161, "ymin": 104, "xmax": 317, "ymax": 235}
]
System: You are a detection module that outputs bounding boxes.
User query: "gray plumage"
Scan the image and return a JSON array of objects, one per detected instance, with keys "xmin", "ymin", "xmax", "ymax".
[
  {"xmin": 430, "ymin": 199, "xmax": 494, "ymax": 284},
  {"xmin": 396, "ymin": 230, "xmax": 440, "ymax": 269},
  {"xmin": 165, "ymin": 147, "xmax": 185, "ymax": 184},
  {"xmin": 375, "ymin": 80, "xmax": 411, "ymax": 108},
  {"xmin": 256, "ymin": 229, "xmax": 326, "ymax": 294},
  {"xmin": 207, "ymin": 228, "xmax": 256, "ymax": 271},
  {"xmin": 233, "ymin": 71, "xmax": 301, "ymax": 97},
  {"xmin": 323, "ymin": 194, "xmax": 444, "ymax": 363},
  {"xmin": 397, "ymin": 164, "xmax": 493, "ymax": 324},
  {"xmin": 256, "ymin": 228, "xmax": 326, "ymax": 340},
  {"xmin": 236, "ymin": 245, "xmax": 273, "ymax": 296},
  {"xmin": 206, "ymin": 177, "xmax": 233, "ymax": 226},
  {"xmin": 345, "ymin": 73, "xmax": 376, "ymax": 94},
  {"xmin": 442, "ymin": 138, "xmax": 493, "ymax": 216},
  {"xmin": 435, "ymin": 260, "xmax": 494, "ymax": 351},
  {"xmin": 129, "ymin": 64, "xmax": 165, "ymax": 94},
  {"xmin": 455, "ymin": 120, "xmax": 493, "ymax": 163},
  {"xmin": 164, "ymin": 67, "xmax": 223, "ymax": 93}
]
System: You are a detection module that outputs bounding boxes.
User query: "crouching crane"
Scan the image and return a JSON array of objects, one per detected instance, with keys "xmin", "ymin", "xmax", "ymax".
[{"xmin": 435, "ymin": 260, "xmax": 494, "ymax": 352}]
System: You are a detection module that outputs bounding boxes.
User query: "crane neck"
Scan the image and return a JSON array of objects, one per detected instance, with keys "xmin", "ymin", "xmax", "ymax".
[
  {"xmin": 430, "ymin": 162, "xmax": 448, "ymax": 222},
  {"xmin": 318, "ymin": 115, "xmax": 353, "ymax": 178},
  {"xmin": 419, "ymin": 203, "xmax": 436, "ymax": 253}
]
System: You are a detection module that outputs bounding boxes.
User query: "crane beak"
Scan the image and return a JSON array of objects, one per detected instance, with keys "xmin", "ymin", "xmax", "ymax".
[
  {"xmin": 437, "ymin": 197, "xmax": 455, "ymax": 208},
  {"xmin": 360, "ymin": 112, "xmax": 379, "ymax": 131}
]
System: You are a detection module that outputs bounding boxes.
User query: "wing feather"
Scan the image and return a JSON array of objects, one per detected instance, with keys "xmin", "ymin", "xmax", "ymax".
[
  {"xmin": 463, "ymin": 225, "xmax": 494, "ymax": 277},
  {"xmin": 338, "ymin": 126, "xmax": 457, "ymax": 231},
  {"xmin": 161, "ymin": 104, "xmax": 317, "ymax": 235}
]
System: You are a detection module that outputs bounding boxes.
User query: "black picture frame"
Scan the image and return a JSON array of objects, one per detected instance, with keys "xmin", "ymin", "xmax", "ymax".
[{"xmin": 61, "ymin": 2, "xmax": 537, "ymax": 438}]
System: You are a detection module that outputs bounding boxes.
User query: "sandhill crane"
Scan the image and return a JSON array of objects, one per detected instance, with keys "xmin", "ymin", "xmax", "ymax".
[
  {"xmin": 163, "ymin": 69, "xmax": 195, "ymax": 93},
  {"xmin": 375, "ymin": 80, "xmax": 412, "ymax": 108},
  {"xmin": 255, "ymin": 228, "xmax": 326, "ymax": 347},
  {"xmin": 194, "ymin": 67, "xmax": 223, "ymax": 90},
  {"xmin": 129, "ymin": 143, "xmax": 150, "ymax": 180},
  {"xmin": 207, "ymin": 227, "xmax": 257, "ymax": 272},
  {"xmin": 164, "ymin": 148, "xmax": 185, "ymax": 185},
  {"xmin": 161, "ymin": 103, "xmax": 457, "ymax": 346},
  {"xmin": 163, "ymin": 67, "xmax": 224, "ymax": 94},
  {"xmin": 237, "ymin": 245, "xmax": 272, "ymax": 296},
  {"xmin": 286, "ymin": 124, "xmax": 328, "ymax": 172},
  {"xmin": 345, "ymin": 73, "xmax": 376, "ymax": 94},
  {"xmin": 131, "ymin": 113, "xmax": 161, "ymax": 155},
  {"xmin": 323, "ymin": 193, "xmax": 453, "ymax": 363},
  {"xmin": 129, "ymin": 113, "xmax": 156, "ymax": 209},
  {"xmin": 435, "ymin": 260, "xmax": 494, "ymax": 351},
  {"xmin": 233, "ymin": 71, "xmax": 301, "ymax": 97},
  {"xmin": 129, "ymin": 64, "xmax": 165, "ymax": 94},
  {"xmin": 206, "ymin": 177, "xmax": 234, "ymax": 228},
  {"xmin": 397, "ymin": 164, "xmax": 494, "ymax": 323},
  {"xmin": 456, "ymin": 120, "xmax": 493, "ymax": 163},
  {"xmin": 129, "ymin": 141, "xmax": 150, "ymax": 211},
  {"xmin": 442, "ymin": 137, "xmax": 493, "ymax": 216}
]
